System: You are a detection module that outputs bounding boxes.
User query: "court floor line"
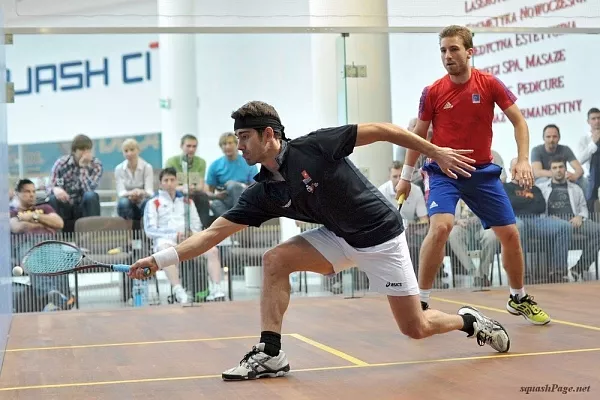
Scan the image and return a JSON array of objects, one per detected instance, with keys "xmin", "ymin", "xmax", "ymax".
[
  {"xmin": 432, "ymin": 296, "xmax": 600, "ymax": 332},
  {"xmin": 1, "ymin": 346, "xmax": 598, "ymax": 392},
  {"xmin": 288, "ymin": 333, "xmax": 369, "ymax": 366},
  {"xmin": 5, "ymin": 334, "xmax": 294, "ymax": 353}
]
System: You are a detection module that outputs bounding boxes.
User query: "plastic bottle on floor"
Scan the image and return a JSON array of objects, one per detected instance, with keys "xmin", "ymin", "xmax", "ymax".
[{"xmin": 133, "ymin": 279, "xmax": 148, "ymax": 307}]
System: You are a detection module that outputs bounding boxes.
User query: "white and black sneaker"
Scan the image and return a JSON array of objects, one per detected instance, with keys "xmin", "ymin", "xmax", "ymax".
[
  {"xmin": 222, "ymin": 343, "xmax": 290, "ymax": 381},
  {"xmin": 458, "ymin": 306, "xmax": 510, "ymax": 353}
]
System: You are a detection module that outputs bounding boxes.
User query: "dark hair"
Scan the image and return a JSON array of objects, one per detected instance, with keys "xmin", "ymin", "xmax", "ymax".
[
  {"xmin": 549, "ymin": 155, "xmax": 566, "ymax": 167},
  {"xmin": 180, "ymin": 134, "xmax": 197, "ymax": 146},
  {"xmin": 231, "ymin": 101, "xmax": 284, "ymax": 140},
  {"xmin": 71, "ymin": 134, "xmax": 93, "ymax": 153},
  {"xmin": 588, "ymin": 108, "xmax": 600, "ymax": 118},
  {"xmin": 16, "ymin": 179, "xmax": 34, "ymax": 192},
  {"xmin": 159, "ymin": 167, "xmax": 178, "ymax": 181},
  {"xmin": 543, "ymin": 124, "xmax": 560, "ymax": 139},
  {"xmin": 439, "ymin": 25, "xmax": 474, "ymax": 49},
  {"xmin": 231, "ymin": 101, "xmax": 281, "ymax": 121}
]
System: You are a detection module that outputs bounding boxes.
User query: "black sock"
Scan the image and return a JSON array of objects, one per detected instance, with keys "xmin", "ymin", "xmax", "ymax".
[
  {"xmin": 460, "ymin": 314, "xmax": 476, "ymax": 336},
  {"xmin": 260, "ymin": 331, "xmax": 281, "ymax": 356}
]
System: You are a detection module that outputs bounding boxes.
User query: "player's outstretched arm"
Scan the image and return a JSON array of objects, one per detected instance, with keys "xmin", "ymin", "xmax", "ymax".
[
  {"xmin": 356, "ymin": 122, "xmax": 476, "ymax": 178},
  {"xmin": 401, "ymin": 119, "xmax": 431, "ymax": 168},
  {"xmin": 129, "ymin": 217, "xmax": 247, "ymax": 279}
]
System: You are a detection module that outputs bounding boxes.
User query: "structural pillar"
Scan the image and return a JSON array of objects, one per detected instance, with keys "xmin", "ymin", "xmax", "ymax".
[
  {"xmin": 157, "ymin": 0, "xmax": 198, "ymax": 162},
  {"xmin": 0, "ymin": 12, "xmax": 13, "ymax": 374},
  {"xmin": 310, "ymin": 0, "xmax": 393, "ymax": 188}
]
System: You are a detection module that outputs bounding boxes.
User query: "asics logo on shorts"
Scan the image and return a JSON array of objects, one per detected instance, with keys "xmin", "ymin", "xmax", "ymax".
[{"xmin": 386, "ymin": 282, "xmax": 402, "ymax": 287}]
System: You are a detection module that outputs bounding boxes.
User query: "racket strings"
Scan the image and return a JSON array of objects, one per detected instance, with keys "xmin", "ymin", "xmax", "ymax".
[{"xmin": 22, "ymin": 243, "xmax": 82, "ymax": 274}]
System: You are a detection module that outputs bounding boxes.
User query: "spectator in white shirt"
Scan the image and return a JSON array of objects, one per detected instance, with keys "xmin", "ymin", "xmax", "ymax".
[
  {"xmin": 115, "ymin": 139, "xmax": 154, "ymax": 221},
  {"xmin": 144, "ymin": 168, "xmax": 225, "ymax": 303},
  {"xmin": 577, "ymin": 107, "xmax": 600, "ymax": 212},
  {"xmin": 378, "ymin": 160, "xmax": 428, "ymax": 226}
]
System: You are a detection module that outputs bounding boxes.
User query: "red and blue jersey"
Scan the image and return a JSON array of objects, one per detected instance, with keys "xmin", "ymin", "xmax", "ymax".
[{"xmin": 418, "ymin": 68, "xmax": 517, "ymax": 165}]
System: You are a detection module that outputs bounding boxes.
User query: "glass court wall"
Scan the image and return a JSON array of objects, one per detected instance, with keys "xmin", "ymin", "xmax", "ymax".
[{"xmin": 5, "ymin": 0, "xmax": 600, "ymax": 311}]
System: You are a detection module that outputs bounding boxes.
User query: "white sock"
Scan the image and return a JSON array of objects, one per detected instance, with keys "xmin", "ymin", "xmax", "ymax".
[
  {"xmin": 510, "ymin": 287, "xmax": 526, "ymax": 300},
  {"xmin": 420, "ymin": 289, "xmax": 431, "ymax": 304}
]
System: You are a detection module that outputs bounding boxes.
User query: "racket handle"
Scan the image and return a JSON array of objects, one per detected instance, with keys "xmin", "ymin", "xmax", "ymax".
[
  {"xmin": 112, "ymin": 265, "xmax": 153, "ymax": 277},
  {"xmin": 112, "ymin": 264, "xmax": 131, "ymax": 273},
  {"xmin": 397, "ymin": 194, "xmax": 406, "ymax": 210}
]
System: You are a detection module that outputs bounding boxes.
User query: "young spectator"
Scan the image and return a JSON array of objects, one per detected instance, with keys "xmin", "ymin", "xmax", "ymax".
[{"xmin": 144, "ymin": 168, "xmax": 225, "ymax": 304}]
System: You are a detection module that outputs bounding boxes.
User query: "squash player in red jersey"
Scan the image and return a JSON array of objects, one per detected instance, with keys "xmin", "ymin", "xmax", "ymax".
[{"xmin": 396, "ymin": 25, "xmax": 551, "ymax": 326}]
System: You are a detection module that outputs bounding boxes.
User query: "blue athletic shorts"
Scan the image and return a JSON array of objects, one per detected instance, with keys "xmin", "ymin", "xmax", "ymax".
[{"xmin": 421, "ymin": 161, "xmax": 516, "ymax": 229}]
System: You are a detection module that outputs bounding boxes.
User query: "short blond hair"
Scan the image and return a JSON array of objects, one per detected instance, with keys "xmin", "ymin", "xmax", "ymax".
[
  {"xmin": 121, "ymin": 138, "xmax": 139, "ymax": 151},
  {"xmin": 219, "ymin": 132, "xmax": 237, "ymax": 147}
]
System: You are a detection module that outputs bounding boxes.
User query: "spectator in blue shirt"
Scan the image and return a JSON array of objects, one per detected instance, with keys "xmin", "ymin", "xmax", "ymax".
[{"xmin": 205, "ymin": 132, "xmax": 258, "ymax": 216}]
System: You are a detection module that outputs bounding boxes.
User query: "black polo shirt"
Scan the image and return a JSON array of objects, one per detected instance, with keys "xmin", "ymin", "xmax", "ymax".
[{"xmin": 221, "ymin": 124, "xmax": 404, "ymax": 248}]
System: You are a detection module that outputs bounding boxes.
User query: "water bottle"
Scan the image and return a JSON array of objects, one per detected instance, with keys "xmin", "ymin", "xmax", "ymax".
[{"xmin": 132, "ymin": 279, "xmax": 148, "ymax": 307}]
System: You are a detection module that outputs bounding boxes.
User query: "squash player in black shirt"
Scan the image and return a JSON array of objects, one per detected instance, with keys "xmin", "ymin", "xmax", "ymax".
[{"xmin": 130, "ymin": 101, "xmax": 512, "ymax": 381}]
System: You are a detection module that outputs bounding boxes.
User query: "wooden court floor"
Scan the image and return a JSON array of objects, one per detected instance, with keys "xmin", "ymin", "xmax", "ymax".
[{"xmin": 1, "ymin": 283, "xmax": 599, "ymax": 399}]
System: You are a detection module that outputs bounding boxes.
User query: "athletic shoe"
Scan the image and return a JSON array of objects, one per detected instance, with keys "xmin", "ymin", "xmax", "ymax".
[
  {"xmin": 506, "ymin": 294, "xmax": 551, "ymax": 325},
  {"xmin": 458, "ymin": 306, "xmax": 510, "ymax": 353},
  {"xmin": 206, "ymin": 282, "xmax": 226, "ymax": 302},
  {"xmin": 222, "ymin": 343, "xmax": 290, "ymax": 381},
  {"xmin": 173, "ymin": 285, "xmax": 190, "ymax": 305},
  {"xmin": 421, "ymin": 301, "xmax": 429, "ymax": 311}
]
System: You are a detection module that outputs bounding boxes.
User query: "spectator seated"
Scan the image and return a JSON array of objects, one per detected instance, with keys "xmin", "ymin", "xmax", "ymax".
[{"xmin": 114, "ymin": 138, "xmax": 155, "ymax": 222}]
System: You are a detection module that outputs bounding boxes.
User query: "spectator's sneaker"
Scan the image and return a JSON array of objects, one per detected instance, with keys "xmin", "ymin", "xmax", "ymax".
[
  {"xmin": 46, "ymin": 290, "xmax": 76, "ymax": 311},
  {"xmin": 206, "ymin": 289, "xmax": 226, "ymax": 302},
  {"xmin": 43, "ymin": 302, "xmax": 60, "ymax": 312},
  {"xmin": 458, "ymin": 306, "xmax": 510, "ymax": 353},
  {"xmin": 222, "ymin": 343, "xmax": 290, "ymax": 381},
  {"xmin": 173, "ymin": 285, "xmax": 190, "ymax": 305},
  {"xmin": 506, "ymin": 294, "xmax": 551, "ymax": 325},
  {"xmin": 206, "ymin": 282, "xmax": 226, "ymax": 301}
]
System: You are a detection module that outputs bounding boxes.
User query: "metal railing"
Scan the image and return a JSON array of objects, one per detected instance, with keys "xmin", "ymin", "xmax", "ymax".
[{"xmin": 9, "ymin": 213, "xmax": 599, "ymax": 313}]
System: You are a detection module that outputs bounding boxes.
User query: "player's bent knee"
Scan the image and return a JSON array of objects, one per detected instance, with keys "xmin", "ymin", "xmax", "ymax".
[
  {"xmin": 388, "ymin": 296, "xmax": 429, "ymax": 339},
  {"xmin": 262, "ymin": 248, "xmax": 289, "ymax": 278},
  {"xmin": 399, "ymin": 319, "xmax": 428, "ymax": 340}
]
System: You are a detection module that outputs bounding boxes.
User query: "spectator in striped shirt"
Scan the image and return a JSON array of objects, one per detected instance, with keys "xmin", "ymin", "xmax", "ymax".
[{"xmin": 48, "ymin": 134, "xmax": 103, "ymax": 231}]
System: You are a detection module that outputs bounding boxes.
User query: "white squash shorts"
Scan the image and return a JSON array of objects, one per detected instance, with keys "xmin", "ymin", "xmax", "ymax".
[{"xmin": 299, "ymin": 227, "xmax": 419, "ymax": 296}]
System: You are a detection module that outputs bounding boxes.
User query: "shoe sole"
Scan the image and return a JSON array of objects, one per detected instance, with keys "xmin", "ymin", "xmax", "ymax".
[
  {"xmin": 222, "ymin": 365, "xmax": 290, "ymax": 381},
  {"xmin": 506, "ymin": 304, "xmax": 551, "ymax": 325},
  {"xmin": 207, "ymin": 295, "xmax": 226, "ymax": 302},
  {"xmin": 459, "ymin": 306, "xmax": 511, "ymax": 353}
]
